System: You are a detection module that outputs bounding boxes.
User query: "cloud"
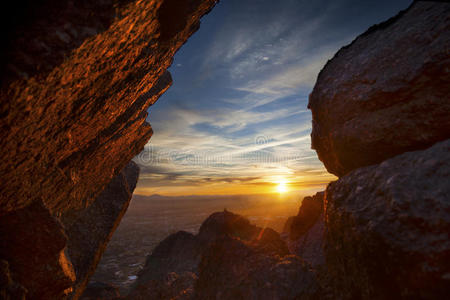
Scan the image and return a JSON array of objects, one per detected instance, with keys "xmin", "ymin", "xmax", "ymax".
[{"xmin": 135, "ymin": 0, "xmax": 406, "ymax": 195}]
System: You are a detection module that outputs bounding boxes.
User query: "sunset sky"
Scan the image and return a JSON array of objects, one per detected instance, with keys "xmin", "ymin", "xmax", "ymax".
[{"xmin": 133, "ymin": 0, "xmax": 412, "ymax": 196}]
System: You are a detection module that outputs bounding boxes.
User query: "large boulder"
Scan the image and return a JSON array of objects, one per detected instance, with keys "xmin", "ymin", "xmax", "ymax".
[
  {"xmin": 324, "ymin": 139, "xmax": 450, "ymax": 299},
  {"xmin": 195, "ymin": 236, "xmax": 319, "ymax": 300},
  {"xmin": 308, "ymin": 1, "xmax": 450, "ymax": 177}
]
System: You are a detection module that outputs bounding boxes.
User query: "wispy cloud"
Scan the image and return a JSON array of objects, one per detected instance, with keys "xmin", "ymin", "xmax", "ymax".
[{"xmin": 133, "ymin": 0, "xmax": 411, "ymax": 195}]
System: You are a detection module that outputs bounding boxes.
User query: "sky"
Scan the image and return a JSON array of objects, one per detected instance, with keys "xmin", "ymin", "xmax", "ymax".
[{"xmin": 133, "ymin": 0, "xmax": 413, "ymax": 197}]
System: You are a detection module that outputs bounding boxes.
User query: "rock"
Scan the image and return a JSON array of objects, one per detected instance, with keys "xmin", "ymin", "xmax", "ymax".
[
  {"xmin": 286, "ymin": 192, "xmax": 324, "ymax": 240},
  {"xmin": 198, "ymin": 210, "xmax": 289, "ymax": 255},
  {"xmin": 128, "ymin": 230, "xmax": 202, "ymax": 300},
  {"xmin": 80, "ymin": 282, "xmax": 120, "ymax": 300},
  {"xmin": 308, "ymin": 1, "xmax": 450, "ymax": 176},
  {"xmin": 324, "ymin": 139, "xmax": 450, "ymax": 299},
  {"xmin": 0, "ymin": 201, "xmax": 76, "ymax": 299},
  {"xmin": 283, "ymin": 192, "xmax": 326, "ymax": 267},
  {"xmin": 0, "ymin": 0, "xmax": 217, "ymax": 217},
  {"xmin": 0, "ymin": 260, "xmax": 27, "ymax": 300},
  {"xmin": 290, "ymin": 215, "xmax": 325, "ymax": 268},
  {"xmin": 195, "ymin": 236, "xmax": 319, "ymax": 300},
  {"xmin": 128, "ymin": 211, "xmax": 298, "ymax": 299},
  {"xmin": 198, "ymin": 210, "xmax": 259, "ymax": 241},
  {"xmin": 63, "ymin": 162, "xmax": 140, "ymax": 299},
  {"xmin": 130, "ymin": 272, "xmax": 198, "ymax": 300},
  {"xmin": 136, "ymin": 231, "xmax": 202, "ymax": 283},
  {"xmin": 0, "ymin": 0, "xmax": 217, "ymax": 298}
]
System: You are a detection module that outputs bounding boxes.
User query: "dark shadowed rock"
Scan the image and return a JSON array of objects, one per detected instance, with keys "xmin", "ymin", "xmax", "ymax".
[
  {"xmin": 128, "ymin": 211, "xmax": 298, "ymax": 299},
  {"xmin": 287, "ymin": 192, "xmax": 324, "ymax": 240},
  {"xmin": 324, "ymin": 139, "xmax": 450, "ymax": 299},
  {"xmin": 80, "ymin": 282, "xmax": 120, "ymax": 300},
  {"xmin": 0, "ymin": 201, "xmax": 75, "ymax": 299},
  {"xmin": 0, "ymin": 260, "xmax": 27, "ymax": 300},
  {"xmin": 198, "ymin": 210, "xmax": 289, "ymax": 255},
  {"xmin": 283, "ymin": 192, "xmax": 325, "ymax": 267},
  {"xmin": 128, "ymin": 230, "xmax": 203, "ymax": 300},
  {"xmin": 195, "ymin": 236, "xmax": 319, "ymax": 300},
  {"xmin": 198, "ymin": 210, "xmax": 259, "ymax": 242},
  {"xmin": 138, "ymin": 231, "xmax": 202, "ymax": 282},
  {"xmin": 308, "ymin": 1, "xmax": 450, "ymax": 176},
  {"xmin": 130, "ymin": 271, "xmax": 198, "ymax": 300},
  {"xmin": 64, "ymin": 162, "xmax": 139, "ymax": 299}
]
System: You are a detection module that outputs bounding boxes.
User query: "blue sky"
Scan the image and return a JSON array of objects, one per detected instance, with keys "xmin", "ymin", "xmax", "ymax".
[{"xmin": 133, "ymin": 0, "xmax": 413, "ymax": 196}]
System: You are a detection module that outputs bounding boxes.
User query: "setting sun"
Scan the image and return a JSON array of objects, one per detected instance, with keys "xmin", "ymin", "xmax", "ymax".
[{"xmin": 276, "ymin": 181, "xmax": 288, "ymax": 193}]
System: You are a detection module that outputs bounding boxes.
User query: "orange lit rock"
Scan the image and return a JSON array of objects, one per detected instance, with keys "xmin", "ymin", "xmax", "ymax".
[{"xmin": 0, "ymin": 0, "xmax": 217, "ymax": 299}]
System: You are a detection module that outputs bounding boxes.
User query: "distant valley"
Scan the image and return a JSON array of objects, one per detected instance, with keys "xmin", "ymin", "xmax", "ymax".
[{"xmin": 90, "ymin": 193, "xmax": 302, "ymax": 293}]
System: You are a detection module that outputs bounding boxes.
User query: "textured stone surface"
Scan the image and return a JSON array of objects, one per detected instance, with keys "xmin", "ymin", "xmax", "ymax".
[
  {"xmin": 63, "ymin": 161, "xmax": 139, "ymax": 300},
  {"xmin": 283, "ymin": 192, "xmax": 326, "ymax": 267},
  {"xmin": 0, "ymin": 0, "xmax": 217, "ymax": 215},
  {"xmin": 324, "ymin": 139, "xmax": 450, "ymax": 299},
  {"xmin": 0, "ymin": 1, "xmax": 217, "ymax": 299},
  {"xmin": 196, "ymin": 236, "xmax": 319, "ymax": 300},
  {"xmin": 308, "ymin": 1, "xmax": 450, "ymax": 176},
  {"xmin": 128, "ymin": 211, "xmax": 307, "ymax": 299}
]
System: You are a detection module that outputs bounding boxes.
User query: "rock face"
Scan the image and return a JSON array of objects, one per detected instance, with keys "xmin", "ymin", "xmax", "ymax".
[
  {"xmin": 0, "ymin": 201, "xmax": 76, "ymax": 299},
  {"xmin": 196, "ymin": 236, "xmax": 318, "ymax": 300},
  {"xmin": 0, "ymin": 0, "xmax": 217, "ymax": 299},
  {"xmin": 283, "ymin": 192, "xmax": 325, "ymax": 267},
  {"xmin": 80, "ymin": 282, "xmax": 120, "ymax": 300},
  {"xmin": 0, "ymin": 0, "xmax": 217, "ymax": 217},
  {"xmin": 307, "ymin": 2, "xmax": 450, "ymax": 298},
  {"xmin": 0, "ymin": 260, "xmax": 27, "ymax": 300},
  {"xmin": 63, "ymin": 161, "xmax": 139, "ymax": 300},
  {"xmin": 128, "ymin": 211, "xmax": 318, "ymax": 300},
  {"xmin": 0, "ymin": 162, "xmax": 138, "ymax": 299},
  {"xmin": 324, "ymin": 140, "xmax": 450, "ymax": 299},
  {"xmin": 308, "ymin": 1, "xmax": 450, "ymax": 177},
  {"xmin": 285, "ymin": 192, "xmax": 324, "ymax": 241}
]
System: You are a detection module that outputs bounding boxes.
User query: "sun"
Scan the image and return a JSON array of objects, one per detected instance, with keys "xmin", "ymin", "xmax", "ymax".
[{"xmin": 276, "ymin": 181, "xmax": 288, "ymax": 193}]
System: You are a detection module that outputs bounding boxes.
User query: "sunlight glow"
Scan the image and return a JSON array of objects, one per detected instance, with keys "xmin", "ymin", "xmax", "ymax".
[{"xmin": 276, "ymin": 180, "xmax": 288, "ymax": 193}]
